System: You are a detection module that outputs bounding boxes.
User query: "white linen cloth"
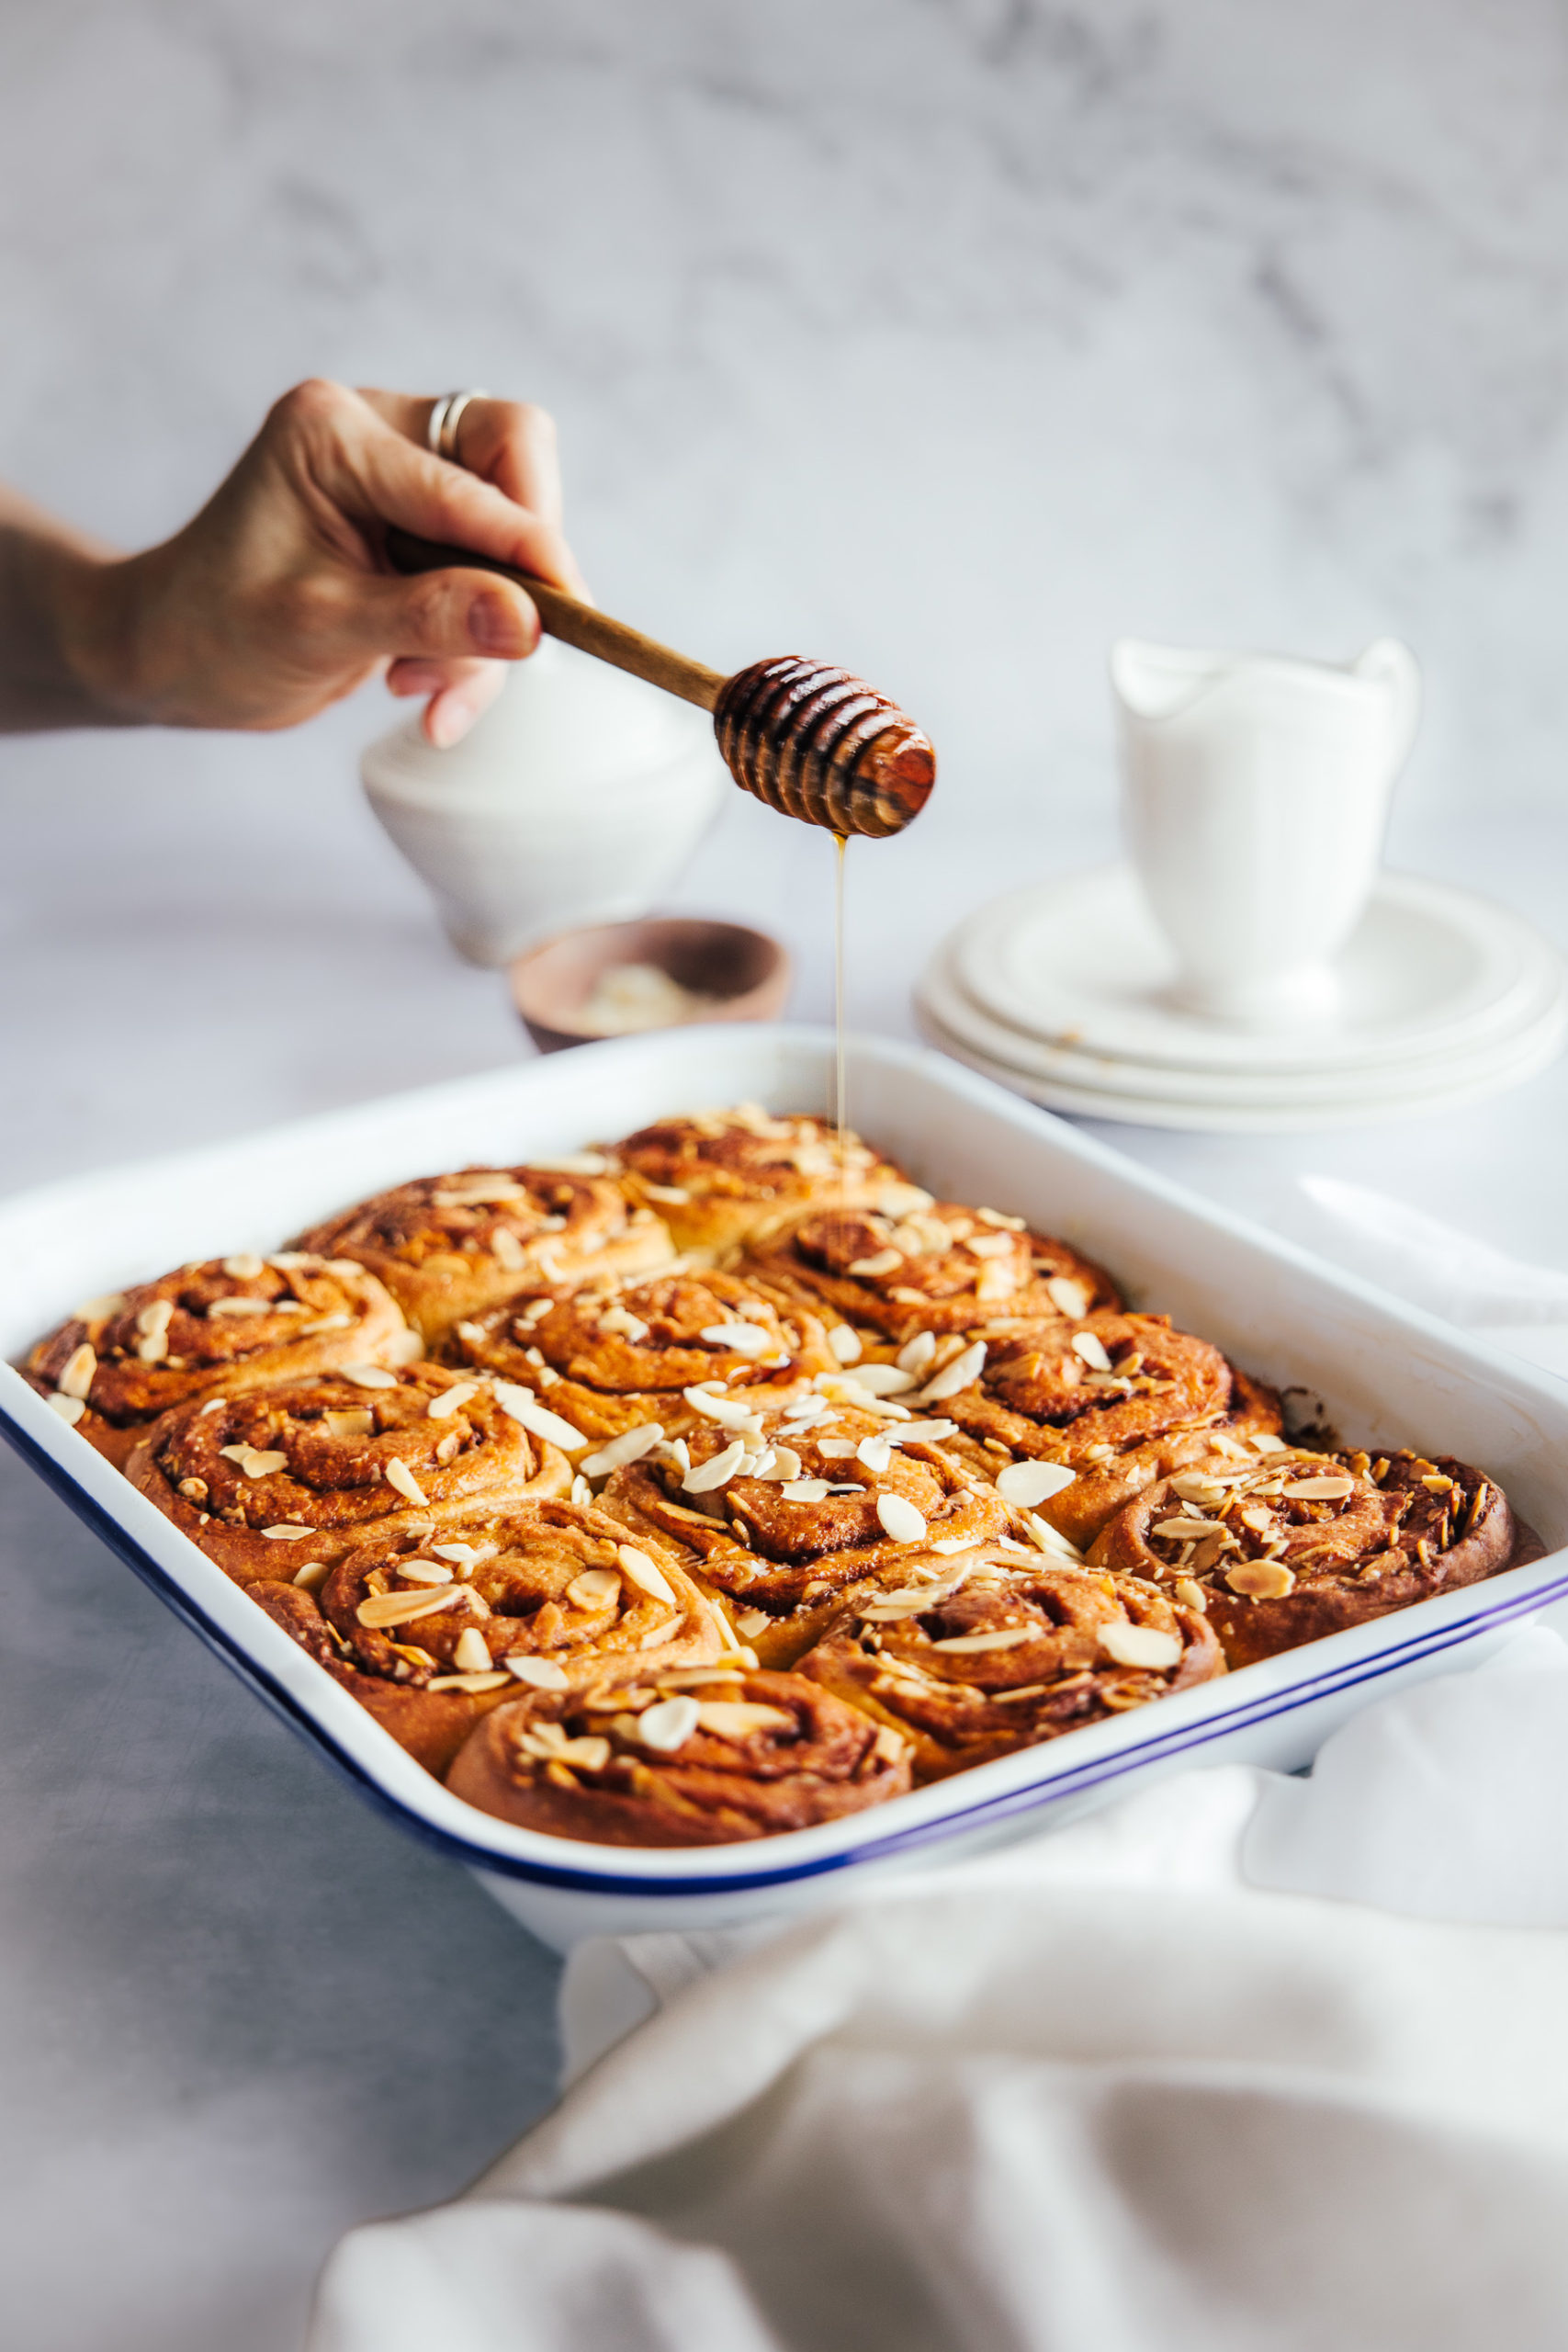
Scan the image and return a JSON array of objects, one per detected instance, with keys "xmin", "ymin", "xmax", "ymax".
[
  {"xmin": 310, "ymin": 1629, "xmax": 1568, "ymax": 2352},
  {"xmin": 309, "ymin": 1186, "xmax": 1568, "ymax": 2352}
]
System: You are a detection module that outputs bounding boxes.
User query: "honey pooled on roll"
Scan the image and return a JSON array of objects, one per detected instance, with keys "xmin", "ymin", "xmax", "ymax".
[
  {"xmin": 290, "ymin": 1158, "xmax": 672, "ymax": 1341},
  {"xmin": 932, "ymin": 1311, "xmax": 1282, "ymax": 1548},
  {"xmin": 797, "ymin": 1546, "xmax": 1222, "ymax": 1781},
  {"xmin": 606, "ymin": 1104, "xmax": 925, "ymax": 1258},
  {"xmin": 597, "ymin": 1396, "xmax": 1011, "ymax": 1666},
  {"xmin": 26, "ymin": 1252, "xmax": 413, "ymax": 1468},
  {"xmin": 127, "ymin": 1363, "xmax": 571, "ymax": 1586},
  {"xmin": 447, "ymin": 1665, "xmax": 912, "ymax": 1846},
  {"xmin": 742, "ymin": 1200, "xmax": 1119, "ymax": 1345},
  {"xmin": 1089, "ymin": 1446, "xmax": 1523, "ymax": 1668},
  {"xmin": 446, "ymin": 1268, "xmax": 839, "ymax": 1447}
]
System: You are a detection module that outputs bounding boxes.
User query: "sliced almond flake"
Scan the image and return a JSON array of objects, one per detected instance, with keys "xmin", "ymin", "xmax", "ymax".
[
  {"xmin": 262, "ymin": 1523, "xmax": 314, "ymax": 1540},
  {"xmin": 735, "ymin": 1608, "xmax": 772, "ymax": 1637},
  {"xmin": 857, "ymin": 1433, "xmax": 894, "ymax": 1473},
  {"xmin": 1070, "ymin": 1331, "xmax": 1113, "ymax": 1372},
  {"xmin": 207, "ymin": 1296, "xmax": 273, "ymax": 1317},
  {"xmin": 615, "ymin": 1544, "xmax": 676, "ymax": 1603},
  {"xmin": 637, "ymin": 1694, "xmax": 699, "ymax": 1752},
  {"xmin": 567, "ymin": 1566, "xmax": 622, "ymax": 1609},
  {"xmin": 818, "ymin": 1438, "xmax": 858, "ymax": 1460},
  {"xmin": 897, "ymin": 1331, "xmax": 938, "ymax": 1376},
  {"xmin": 695, "ymin": 1701, "xmax": 793, "ymax": 1738},
  {"xmin": 453, "ymin": 1627, "xmax": 493, "ymax": 1673},
  {"xmin": 340, "ymin": 1363, "xmax": 398, "ymax": 1390},
  {"xmin": 913, "ymin": 1340, "xmax": 987, "ymax": 1404},
  {"xmin": 396, "ymin": 1560, "xmax": 455, "ymax": 1586},
  {"xmin": 750, "ymin": 1444, "xmax": 803, "ymax": 1483},
  {"xmin": 782, "ymin": 1478, "xmax": 831, "ymax": 1502},
  {"xmin": 682, "ymin": 1440, "xmax": 747, "ymax": 1495},
  {"xmin": 505, "ymin": 1655, "xmax": 569, "ymax": 1689},
  {"xmin": 74, "ymin": 1292, "xmax": 127, "ymax": 1321},
  {"xmin": 996, "ymin": 1460, "xmax": 1077, "ymax": 1507},
  {"xmin": 840, "ymin": 1363, "xmax": 917, "ymax": 1396},
  {"xmin": 357, "ymin": 1588, "xmax": 461, "ymax": 1627},
  {"xmin": 640, "ymin": 1181, "xmax": 691, "ymax": 1204},
  {"xmin": 962, "ymin": 1232, "xmax": 1014, "ymax": 1260},
  {"xmin": 1153, "ymin": 1516, "xmax": 1222, "ymax": 1541},
  {"xmin": 976, "ymin": 1207, "xmax": 1026, "ymax": 1230},
  {"xmin": 323, "ymin": 1409, "xmax": 375, "ymax": 1441},
  {"xmin": 427, "ymin": 1383, "xmax": 479, "ymax": 1419},
  {"xmin": 1249, "ymin": 1432, "xmax": 1289, "ymax": 1454},
  {"xmin": 681, "ymin": 1385, "xmax": 764, "ymax": 1432},
  {"xmin": 580, "ymin": 1422, "xmax": 664, "ymax": 1479},
  {"xmin": 491, "ymin": 1383, "xmax": 589, "ymax": 1452},
  {"xmin": 570, "ymin": 1474, "xmax": 593, "ymax": 1505},
  {"xmin": 699, "ymin": 1321, "xmax": 772, "ymax": 1357},
  {"xmin": 57, "ymin": 1343, "xmax": 97, "ymax": 1399},
  {"xmin": 428, "ymin": 1670, "xmax": 513, "ymax": 1694},
  {"xmin": 1174, "ymin": 1577, "xmax": 1209, "ymax": 1612},
  {"xmin": 848, "ymin": 1249, "xmax": 903, "ymax": 1278},
  {"xmin": 1226, "ymin": 1560, "xmax": 1296, "ymax": 1600},
  {"xmin": 1100, "ymin": 1622, "xmax": 1182, "ymax": 1669},
  {"xmin": 47, "ymin": 1392, "xmax": 87, "ymax": 1426},
  {"xmin": 136, "ymin": 1299, "xmax": 174, "ymax": 1337},
  {"xmin": 889, "ymin": 1419, "xmax": 958, "ymax": 1446},
  {"xmin": 1280, "ymin": 1476, "xmax": 1355, "ymax": 1500},
  {"xmin": 1024, "ymin": 1514, "xmax": 1084, "ymax": 1562},
  {"xmin": 385, "ymin": 1458, "xmax": 429, "ymax": 1506},
  {"xmin": 291, "ymin": 1561, "xmax": 330, "ymax": 1590},
  {"xmin": 931, "ymin": 1535, "xmax": 982, "ymax": 1555},
  {"xmin": 931, "ymin": 1627, "xmax": 1032, "ymax": 1652},
  {"xmin": 876, "ymin": 1494, "xmax": 927, "ymax": 1544},
  {"xmin": 490, "ymin": 1227, "xmax": 526, "ymax": 1271}
]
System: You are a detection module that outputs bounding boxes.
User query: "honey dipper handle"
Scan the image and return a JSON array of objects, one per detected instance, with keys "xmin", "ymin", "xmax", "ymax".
[{"xmin": 384, "ymin": 527, "xmax": 725, "ymax": 712}]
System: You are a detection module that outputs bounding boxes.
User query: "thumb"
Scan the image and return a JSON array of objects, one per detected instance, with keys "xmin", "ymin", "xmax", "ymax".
[{"xmin": 332, "ymin": 562, "xmax": 542, "ymax": 666}]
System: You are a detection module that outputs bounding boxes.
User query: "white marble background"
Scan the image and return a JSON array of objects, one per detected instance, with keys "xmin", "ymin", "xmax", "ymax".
[{"xmin": 6, "ymin": 5, "xmax": 1568, "ymax": 2346}]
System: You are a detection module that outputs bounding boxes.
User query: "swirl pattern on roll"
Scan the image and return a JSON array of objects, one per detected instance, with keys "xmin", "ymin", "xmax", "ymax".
[
  {"xmin": 446, "ymin": 1269, "xmax": 838, "ymax": 1445},
  {"xmin": 599, "ymin": 1401, "xmax": 1011, "ymax": 1664},
  {"xmin": 798, "ymin": 1547, "xmax": 1222, "ymax": 1779},
  {"xmin": 607, "ymin": 1105, "xmax": 920, "ymax": 1257},
  {"xmin": 448, "ymin": 1665, "xmax": 912, "ymax": 1844},
  {"xmin": 291, "ymin": 1159, "xmax": 671, "ymax": 1340},
  {"xmin": 744, "ymin": 1201, "xmax": 1119, "ymax": 1342},
  {"xmin": 1089, "ymin": 1446, "xmax": 1523, "ymax": 1667},
  {"xmin": 127, "ymin": 1363, "xmax": 570, "ymax": 1585},
  {"xmin": 935, "ymin": 1312, "xmax": 1282, "ymax": 1547},
  {"xmin": 26, "ymin": 1252, "xmax": 412, "ymax": 1466}
]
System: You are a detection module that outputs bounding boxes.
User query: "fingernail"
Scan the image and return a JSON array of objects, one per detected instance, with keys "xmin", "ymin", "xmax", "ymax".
[{"xmin": 468, "ymin": 591, "xmax": 533, "ymax": 657}]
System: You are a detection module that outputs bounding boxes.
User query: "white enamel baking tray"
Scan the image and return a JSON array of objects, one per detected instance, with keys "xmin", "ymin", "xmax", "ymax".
[{"xmin": 5, "ymin": 1026, "xmax": 1567, "ymax": 1951}]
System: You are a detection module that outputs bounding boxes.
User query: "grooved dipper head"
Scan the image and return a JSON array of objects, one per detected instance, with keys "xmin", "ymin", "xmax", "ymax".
[{"xmin": 712, "ymin": 656, "xmax": 936, "ymax": 839}]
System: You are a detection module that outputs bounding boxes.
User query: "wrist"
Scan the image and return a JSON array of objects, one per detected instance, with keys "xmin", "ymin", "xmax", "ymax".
[
  {"xmin": 44, "ymin": 542, "xmax": 146, "ymax": 726},
  {"xmin": 0, "ymin": 510, "xmax": 141, "ymax": 730}
]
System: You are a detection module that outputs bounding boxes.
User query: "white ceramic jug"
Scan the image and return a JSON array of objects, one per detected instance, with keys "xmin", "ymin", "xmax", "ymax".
[
  {"xmin": 1111, "ymin": 637, "xmax": 1421, "ymax": 1026},
  {"xmin": 361, "ymin": 639, "xmax": 728, "ymax": 967}
]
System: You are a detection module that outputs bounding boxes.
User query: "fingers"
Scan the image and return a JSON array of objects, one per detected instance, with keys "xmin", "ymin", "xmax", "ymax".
[
  {"xmin": 357, "ymin": 386, "xmax": 589, "ymax": 596},
  {"xmin": 326, "ymin": 560, "xmax": 541, "ymax": 673},
  {"xmin": 386, "ymin": 653, "xmax": 507, "ymax": 748}
]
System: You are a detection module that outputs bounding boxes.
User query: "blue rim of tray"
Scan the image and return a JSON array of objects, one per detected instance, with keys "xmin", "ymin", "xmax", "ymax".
[{"xmin": 9, "ymin": 1395, "xmax": 1566, "ymax": 1899}]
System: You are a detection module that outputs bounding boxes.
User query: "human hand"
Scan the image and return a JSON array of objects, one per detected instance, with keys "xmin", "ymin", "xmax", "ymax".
[{"xmin": 55, "ymin": 379, "xmax": 586, "ymax": 744}]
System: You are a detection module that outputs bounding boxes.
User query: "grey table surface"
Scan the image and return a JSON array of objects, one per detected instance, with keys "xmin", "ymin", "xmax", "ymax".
[{"xmin": 4, "ymin": 699, "xmax": 1567, "ymax": 2352}]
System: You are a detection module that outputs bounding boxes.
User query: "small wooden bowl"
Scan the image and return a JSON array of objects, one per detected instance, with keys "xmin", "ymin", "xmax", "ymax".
[{"xmin": 509, "ymin": 918, "xmax": 792, "ymax": 1054}]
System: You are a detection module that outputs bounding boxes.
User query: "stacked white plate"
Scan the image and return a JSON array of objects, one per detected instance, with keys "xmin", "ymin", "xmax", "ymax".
[{"xmin": 916, "ymin": 865, "xmax": 1568, "ymax": 1132}]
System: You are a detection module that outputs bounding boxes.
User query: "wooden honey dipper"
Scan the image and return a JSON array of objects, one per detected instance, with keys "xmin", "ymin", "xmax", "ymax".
[{"xmin": 386, "ymin": 528, "xmax": 935, "ymax": 839}]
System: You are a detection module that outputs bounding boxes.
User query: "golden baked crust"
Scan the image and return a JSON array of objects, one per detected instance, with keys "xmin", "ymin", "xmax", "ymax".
[
  {"xmin": 937, "ymin": 1313, "xmax": 1282, "ymax": 1547},
  {"xmin": 25, "ymin": 1253, "xmax": 412, "ymax": 1468},
  {"xmin": 741, "ymin": 1200, "xmax": 1120, "ymax": 1343},
  {"xmin": 444, "ymin": 1268, "xmax": 839, "ymax": 1445},
  {"xmin": 1089, "ymin": 1447, "xmax": 1520, "ymax": 1668},
  {"xmin": 798, "ymin": 1547, "xmax": 1222, "ymax": 1780},
  {"xmin": 126, "ymin": 1363, "xmax": 570, "ymax": 1586},
  {"xmin": 606, "ymin": 1105, "xmax": 923, "ymax": 1256},
  {"xmin": 290, "ymin": 1161, "xmax": 671, "ymax": 1340},
  {"xmin": 597, "ymin": 1403, "xmax": 1012, "ymax": 1665},
  {"xmin": 249, "ymin": 1578, "xmax": 503, "ymax": 1774},
  {"xmin": 318, "ymin": 1496, "xmax": 724, "ymax": 1695},
  {"xmin": 446, "ymin": 1666, "xmax": 912, "ymax": 1845}
]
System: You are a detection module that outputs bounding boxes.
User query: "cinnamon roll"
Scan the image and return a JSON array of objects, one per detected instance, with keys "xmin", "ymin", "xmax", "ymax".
[
  {"xmin": 606, "ymin": 1103, "xmax": 924, "ymax": 1256},
  {"xmin": 446, "ymin": 1268, "xmax": 839, "ymax": 1448},
  {"xmin": 1089, "ymin": 1446, "xmax": 1520, "ymax": 1668},
  {"xmin": 447, "ymin": 1665, "xmax": 912, "ymax": 1845},
  {"xmin": 248, "ymin": 1578, "xmax": 508, "ymax": 1775},
  {"xmin": 598, "ymin": 1399, "xmax": 1011, "ymax": 1665},
  {"xmin": 290, "ymin": 1159, "xmax": 671, "ymax": 1341},
  {"xmin": 127, "ymin": 1363, "xmax": 570, "ymax": 1587},
  {"xmin": 316, "ymin": 1495, "xmax": 724, "ymax": 1701},
  {"xmin": 799, "ymin": 1545, "xmax": 1222, "ymax": 1780},
  {"xmin": 24, "ymin": 1253, "xmax": 412, "ymax": 1468},
  {"xmin": 932, "ymin": 1312, "xmax": 1282, "ymax": 1548},
  {"xmin": 741, "ymin": 1200, "xmax": 1119, "ymax": 1344}
]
